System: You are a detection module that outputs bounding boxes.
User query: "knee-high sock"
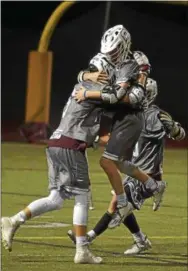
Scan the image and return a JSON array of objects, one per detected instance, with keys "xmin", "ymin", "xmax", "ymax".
[
  {"xmin": 123, "ymin": 213, "xmax": 140, "ymax": 233},
  {"xmin": 88, "ymin": 212, "xmax": 113, "ymax": 238},
  {"xmin": 11, "ymin": 190, "xmax": 64, "ymax": 224}
]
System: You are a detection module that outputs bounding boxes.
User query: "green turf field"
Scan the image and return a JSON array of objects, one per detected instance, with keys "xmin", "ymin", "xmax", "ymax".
[{"xmin": 1, "ymin": 143, "xmax": 187, "ymax": 271}]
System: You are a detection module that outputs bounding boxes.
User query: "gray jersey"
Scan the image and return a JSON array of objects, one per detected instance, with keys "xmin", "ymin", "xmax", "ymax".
[
  {"xmin": 116, "ymin": 59, "xmax": 148, "ymax": 111},
  {"xmin": 132, "ymin": 105, "xmax": 166, "ymax": 177},
  {"xmin": 50, "ymin": 81, "xmax": 105, "ymax": 146},
  {"xmin": 101, "ymin": 59, "xmax": 148, "ymax": 111},
  {"xmin": 115, "ymin": 59, "xmax": 139, "ymax": 83}
]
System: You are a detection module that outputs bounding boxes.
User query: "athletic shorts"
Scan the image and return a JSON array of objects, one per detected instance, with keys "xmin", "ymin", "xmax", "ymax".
[
  {"xmin": 103, "ymin": 111, "xmax": 144, "ymax": 162},
  {"xmin": 46, "ymin": 147, "xmax": 90, "ymax": 195}
]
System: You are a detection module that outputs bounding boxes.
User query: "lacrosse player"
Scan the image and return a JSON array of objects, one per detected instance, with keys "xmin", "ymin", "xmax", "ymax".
[
  {"xmin": 1, "ymin": 58, "xmax": 116, "ymax": 265},
  {"xmin": 75, "ymin": 25, "xmax": 165, "ymax": 224},
  {"xmin": 68, "ymin": 78, "xmax": 185, "ymax": 255}
]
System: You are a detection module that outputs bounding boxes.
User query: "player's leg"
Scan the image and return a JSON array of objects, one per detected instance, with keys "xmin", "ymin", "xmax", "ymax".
[
  {"xmin": 100, "ymin": 156, "xmax": 127, "ymax": 201},
  {"xmin": 100, "ymin": 113, "xmax": 143, "ymax": 220},
  {"xmin": 122, "ymin": 178, "xmax": 151, "ymax": 254},
  {"xmin": 87, "ymin": 195, "xmax": 117, "ymax": 241},
  {"xmin": 73, "ymin": 193, "xmax": 102, "ymax": 264},
  {"xmin": 100, "ymin": 140, "xmax": 132, "ymax": 217},
  {"xmin": 101, "ymin": 139, "xmax": 164, "ymax": 198},
  {"xmin": 123, "ymin": 213, "xmax": 152, "ymax": 255},
  {"xmin": 108, "ymin": 175, "xmax": 144, "ymax": 229},
  {"xmin": 65, "ymin": 148, "xmax": 102, "ymax": 264},
  {"xmin": 152, "ymin": 176, "xmax": 166, "ymax": 211},
  {"xmin": 111, "ymin": 112, "xmax": 165, "ymax": 196},
  {"xmin": 68, "ymin": 194, "xmax": 117, "ymax": 244},
  {"xmin": 1, "ymin": 147, "xmax": 68, "ymax": 252},
  {"xmin": 1, "ymin": 189, "xmax": 65, "ymax": 252},
  {"xmin": 119, "ymin": 161, "xmax": 165, "ymax": 196}
]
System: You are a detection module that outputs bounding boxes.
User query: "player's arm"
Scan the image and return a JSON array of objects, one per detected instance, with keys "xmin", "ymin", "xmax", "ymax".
[
  {"xmin": 74, "ymin": 79, "xmax": 145, "ymax": 105},
  {"xmin": 120, "ymin": 51, "xmax": 150, "ymax": 103},
  {"xmin": 77, "ymin": 53, "xmax": 109, "ymax": 84},
  {"xmin": 99, "ymin": 62, "xmax": 148, "ymax": 105},
  {"xmin": 77, "ymin": 54, "xmax": 100, "ymax": 83},
  {"xmin": 74, "ymin": 81, "xmax": 130, "ymax": 104},
  {"xmin": 75, "ymin": 74, "xmax": 146, "ymax": 105},
  {"xmin": 75, "ymin": 51, "xmax": 150, "ymax": 104},
  {"xmin": 77, "ymin": 70, "xmax": 88, "ymax": 83},
  {"xmin": 89, "ymin": 51, "xmax": 150, "ymax": 104},
  {"xmin": 119, "ymin": 73, "xmax": 147, "ymax": 104},
  {"xmin": 78, "ymin": 69, "xmax": 108, "ymax": 85},
  {"xmin": 158, "ymin": 110, "xmax": 186, "ymax": 140}
]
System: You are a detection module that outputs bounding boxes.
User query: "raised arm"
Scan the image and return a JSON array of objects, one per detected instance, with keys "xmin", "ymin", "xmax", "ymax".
[{"xmin": 158, "ymin": 110, "xmax": 186, "ymax": 140}]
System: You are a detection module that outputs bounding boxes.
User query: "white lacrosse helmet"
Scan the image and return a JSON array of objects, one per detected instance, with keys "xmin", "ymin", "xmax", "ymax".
[
  {"xmin": 89, "ymin": 53, "xmax": 115, "ymax": 82},
  {"xmin": 100, "ymin": 25, "xmax": 131, "ymax": 66},
  {"xmin": 146, "ymin": 78, "xmax": 158, "ymax": 105}
]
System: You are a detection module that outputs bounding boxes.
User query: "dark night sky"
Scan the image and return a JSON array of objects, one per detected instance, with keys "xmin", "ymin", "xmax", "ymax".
[
  {"xmin": 2, "ymin": 1, "xmax": 188, "ymax": 129},
  {"xmin": 2, "ymin": 1, "xmax": 187, "ymax": 29}
]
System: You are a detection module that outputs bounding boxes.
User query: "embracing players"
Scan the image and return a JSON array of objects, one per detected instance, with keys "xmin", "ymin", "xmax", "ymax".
[
  {"xmin": 75, "ymin": 25, "xmax": 165, "ymax": 223},
  {"xmin": 1, "ymin": 24, "xmax": 137, "ymax": 264},
  {"xmin": 2, "ymin": 24, "xmax": 172, "ymax": 263},
  {"xmin": 68, "ymin": 77, "xmax": 185, "ymax": 255}
]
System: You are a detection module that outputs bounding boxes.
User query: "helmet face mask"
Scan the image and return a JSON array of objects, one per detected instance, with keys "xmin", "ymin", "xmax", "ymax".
[
  {"xmin": 107, "ymin": 45, "xmax": 120, "ymax": 64},
  {"xmin": 146, "ymin": 78, "xmax": 158, "ymax": 105},
  {"xmin": 100, "ymin": 25, "xmax": 131, "ymax": 66},
  {"xmin": 107, "ymin": 41, "xmax": 130, "ymax": 65}
]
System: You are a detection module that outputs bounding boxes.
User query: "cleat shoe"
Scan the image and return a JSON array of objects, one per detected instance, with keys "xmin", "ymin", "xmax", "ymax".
[
  {"xmin": 124, "ymin": 236, "xmax": 152, "ymax": 255},
  {"xmin": 74, "ymin": 245, "xmax": 103, "ymax": 264},
  {"xmin": 153, "ymin": 181, "xmax": 167, "ymax": 211},
  {"xmin": 108, "ymin": 202, "xmax": 133, "ymax": 229},
  {"xmin": 1, "ymin": 217, "xmax": 20, "ymax": 252}
]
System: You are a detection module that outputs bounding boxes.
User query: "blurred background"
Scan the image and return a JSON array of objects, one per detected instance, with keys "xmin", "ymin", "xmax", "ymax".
[
  {"xmin": 2, "ymin": 4, "xmax": 188, "ymax": 269},
  {"xmin": 2, "ymin": 1, "xmax": 188, "ymax": 143}
]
